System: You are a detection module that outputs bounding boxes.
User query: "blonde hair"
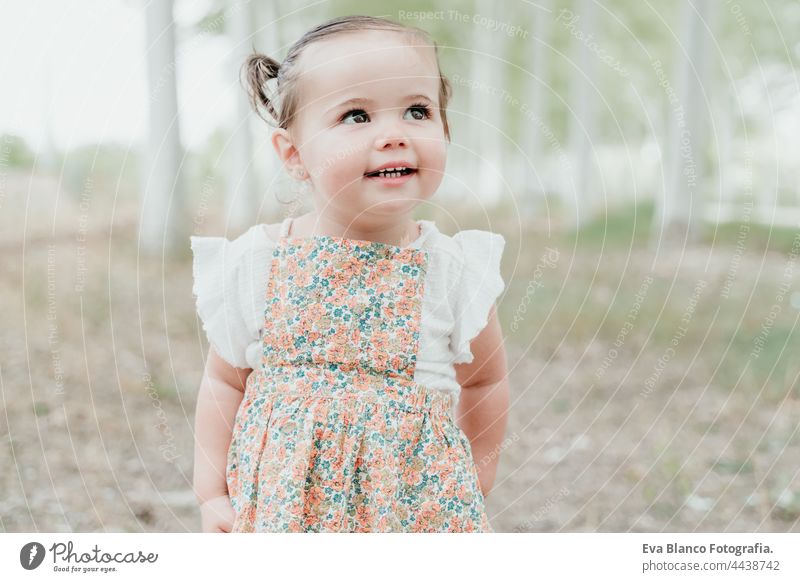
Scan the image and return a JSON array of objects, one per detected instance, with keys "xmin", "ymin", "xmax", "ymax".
[{"xmin": 242, "ymin": 15, "xmax": 453, "ymax": 140}]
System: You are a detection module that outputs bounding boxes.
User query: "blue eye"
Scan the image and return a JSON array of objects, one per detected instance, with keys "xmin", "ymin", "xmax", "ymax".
[
  {"xmin": 404, "ymin": 104, "xmax": 432, "ymax": 121},
  {"xmin": 341, "ymin": 109, "xmax": 369, "ymax": 124}
]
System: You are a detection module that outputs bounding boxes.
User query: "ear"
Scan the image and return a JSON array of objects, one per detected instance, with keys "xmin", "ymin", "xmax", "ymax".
[{"xmin": 272, "ymin": 128, "xmax": 309, "ymax": 180}]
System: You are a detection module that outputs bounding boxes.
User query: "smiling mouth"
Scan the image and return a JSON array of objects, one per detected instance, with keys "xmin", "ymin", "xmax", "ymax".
[{"xmin": 364, "ymin": 167, "xmax": 417, "ymax": 178}]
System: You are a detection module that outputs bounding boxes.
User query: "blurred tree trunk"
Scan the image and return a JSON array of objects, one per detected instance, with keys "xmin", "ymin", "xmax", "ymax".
[
  {"xmin": 41, "ymin": 71, "xmax": 59, "ymax": 175},
  {"xmin": 567, "ymin": 0, "xmax": 598, "ymax": 230},
  {"xmin": 141, "ymin": 0, "xmax": 186, "ymax": 254},
  {"xmin": 227, "ymin": 1, "xmax": 257, "ymax": 229},
  {"xmin": 649, "ymin": 0, "xmax": 715, "ymax": 249},
  {"xmin": 253, "ymin": 0, "xmax": 290, "ymax": 217},
  {"xmin": 520, "ymin": 0, "xmax": 550, "ymax": 222},
  {"xmin": 277, "ymin": 1, "xmax": 309, "ymax": 49},
  {"xmin": 714, "ymin": 90, "xmax": 733, "ymax": 216},
  {"xmin": 469, "ymin": 0, "xmax": 507, "ymax": 203}
]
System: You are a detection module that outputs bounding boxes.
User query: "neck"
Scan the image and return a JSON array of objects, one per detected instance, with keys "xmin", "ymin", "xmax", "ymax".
[{"xmin": 294, "ymin": 212, "xmax": 420, "ymax": 247}]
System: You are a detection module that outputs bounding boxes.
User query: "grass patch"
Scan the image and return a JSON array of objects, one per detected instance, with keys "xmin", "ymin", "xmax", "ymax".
[
  {"xmin": 563, "ymin": 200, "xmax": 656, "ymax": 249},
  {"xmin": 551, "ymin": 199, "xmax": 799, "ymax": 255},
  {"xmin": 703, "ymin": 220, "xmax": 800, "ymax": 256}
]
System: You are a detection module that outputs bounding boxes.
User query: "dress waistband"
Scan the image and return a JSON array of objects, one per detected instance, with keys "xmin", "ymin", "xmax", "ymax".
[{"xmin": 246, "ymin": 362, "xmax": 454, "ymax": 415}]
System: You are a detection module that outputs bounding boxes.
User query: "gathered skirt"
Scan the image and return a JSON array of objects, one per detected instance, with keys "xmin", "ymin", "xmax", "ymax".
[{"xmin": 226, "ymin": 363, "xmax": 492, "ymax": 532}]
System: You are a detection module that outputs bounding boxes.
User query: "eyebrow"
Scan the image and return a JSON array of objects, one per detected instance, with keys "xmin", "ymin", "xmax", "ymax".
[{"xmin": 326, "ymin": 94, "xmax": 436, "ymax": 115}]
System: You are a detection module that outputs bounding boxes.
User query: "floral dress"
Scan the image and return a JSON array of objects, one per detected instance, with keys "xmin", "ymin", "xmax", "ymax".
[{"xmin": 221, "ymin": 217, "xmax": 493, "ymax": 532}]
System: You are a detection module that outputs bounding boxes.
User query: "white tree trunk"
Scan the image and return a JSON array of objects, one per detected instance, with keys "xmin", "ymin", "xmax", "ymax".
[
  {"xmin": 567, "ymin": 0, "xmax": 598, "ymax": 230},
  {"xmin": 649, "ymin": 0, "xmax": 715, "ymax": 249},
  {"xmin": 141, "ymin": 0, "xmax": 185, "ymax": 254},
  {"xmin": 227, "ymin": 1, "xmax": 257, "ymax": 229},
  {"xmin": 468, "ymin": 0, "xmax": 507, "ymax": 205},
  {"xmin": 253, "ymin": 0, "xmax": 288, "ymax": 218},
  {"xmin": 520, "ymin": 0, "xmax": 550, "ymax": 221},
  {"xmin": 41, "ymin": 70, "xmax": 59, "ymax": 175}
]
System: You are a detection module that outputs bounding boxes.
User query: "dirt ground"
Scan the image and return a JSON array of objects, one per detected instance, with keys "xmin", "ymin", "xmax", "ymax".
[{"xmin": 1, "ymin": 199, "xmax": 799, "ymax": 533}]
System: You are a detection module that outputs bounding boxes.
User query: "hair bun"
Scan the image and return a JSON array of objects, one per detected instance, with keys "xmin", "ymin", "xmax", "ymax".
[
  {"xmin": 249, "ymin": 53, "xmax": 281, "ymax": 81},
  {"xmin": 241, "ymin": 52, "xmax": 282, "ymax": 125}
]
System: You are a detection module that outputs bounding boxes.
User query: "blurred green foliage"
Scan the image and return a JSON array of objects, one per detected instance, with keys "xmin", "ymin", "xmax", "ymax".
[
  {"xmin": 60, "ymin": 142, "xmax": 141, "ymax": 200},
  {"xmin": 1, "ymin": 134, "xmax": 35, "ymax": 168}
]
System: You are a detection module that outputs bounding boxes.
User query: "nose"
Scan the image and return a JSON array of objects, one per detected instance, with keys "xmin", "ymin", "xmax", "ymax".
[{"xmin": 374, "ymin": 122, "xmax": 408, "ymax": 150}]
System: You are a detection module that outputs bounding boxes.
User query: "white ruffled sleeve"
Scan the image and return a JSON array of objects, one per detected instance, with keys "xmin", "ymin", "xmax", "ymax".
[
  {"xmin": 448, "ymin": 230, "xmax": 506, "ymax": 365},
  {"xmin": 190, "ymin": 225, "xmax": 274, "ymax": 369}
]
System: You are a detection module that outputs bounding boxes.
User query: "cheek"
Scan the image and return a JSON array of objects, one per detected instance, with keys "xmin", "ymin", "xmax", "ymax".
[
  {"xmin": 305, "ymin": 135, "xmax": 368, "ymax": 189},
  {"xmin": 421, "ymin": 137, "xmax": 447, "ymax": 176},
  {"xmin": 417, "ymin": 138, "xmax": 446, "ymax": 196},
  {"xmin": 311, "ymin": 165, "xmax": 364, "ymax": 203},
  {"xmin": 325, "ymin": 163, "xmax": 363, "ymax": 195}
]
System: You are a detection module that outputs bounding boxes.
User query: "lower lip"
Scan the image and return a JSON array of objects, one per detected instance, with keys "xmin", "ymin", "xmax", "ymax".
[{"xmin": 364, "ymin": 171, "xmax": 417, "ymax": 186}]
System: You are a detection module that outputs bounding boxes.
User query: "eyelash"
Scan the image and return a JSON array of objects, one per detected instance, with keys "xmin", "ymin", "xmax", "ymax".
[
  {"xmin": 408, "ymin": 103, "xmax": 433, "ymax": 119},
  {"xmin": 339, "ymin": 103, "xmax": 433, "ymax": 124}
]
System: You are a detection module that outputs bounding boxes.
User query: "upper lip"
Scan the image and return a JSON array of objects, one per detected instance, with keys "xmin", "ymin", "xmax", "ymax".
[{"xmin": 364, "ymin": 161, "xmax": 417, "ymax": 175}]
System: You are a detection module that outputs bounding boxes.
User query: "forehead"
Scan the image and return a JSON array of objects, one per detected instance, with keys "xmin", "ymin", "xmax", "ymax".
[{"xmin": 296, "ymin": 30, "xmax": 441, "ymax": 106}]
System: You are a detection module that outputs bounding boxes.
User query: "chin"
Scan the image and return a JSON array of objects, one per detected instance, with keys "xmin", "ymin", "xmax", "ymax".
[{"xmin": 364, "ymin": 196, "xmax": 422, "ymax": 215}]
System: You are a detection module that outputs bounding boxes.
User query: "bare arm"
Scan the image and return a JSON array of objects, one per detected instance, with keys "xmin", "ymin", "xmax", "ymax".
[
  {"xmin": 454, "ymin": 304, "xmax": 509, "ymax": 498},
  {"xmin": 193, "ymin": 346, "xmax": 252, "ymax": 505}
]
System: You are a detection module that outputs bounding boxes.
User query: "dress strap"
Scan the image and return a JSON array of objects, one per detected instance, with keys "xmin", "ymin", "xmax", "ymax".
[{"xmin": 279, "ymin": 216, "xmax": 293, "ymax": 238}]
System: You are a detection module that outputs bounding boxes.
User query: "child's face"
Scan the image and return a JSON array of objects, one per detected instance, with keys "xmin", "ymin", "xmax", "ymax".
[{"xmin": 279, "ymin": 30, "xmax": 447, "ymax": 221}]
